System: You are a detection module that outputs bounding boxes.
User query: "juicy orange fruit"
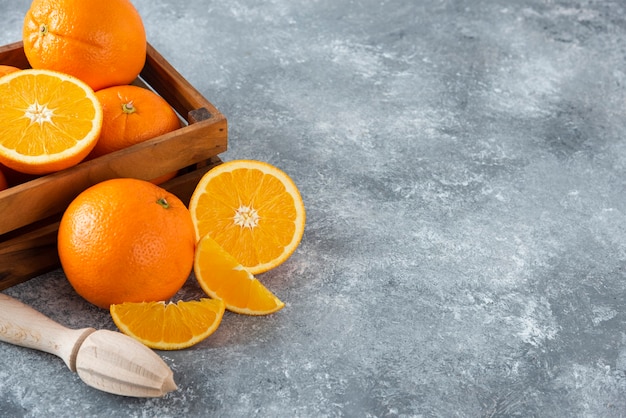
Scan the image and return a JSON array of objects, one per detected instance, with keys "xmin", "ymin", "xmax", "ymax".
[
  {"xmin": 89, "ymin": 85, "xmax": 181, "ymax": 159},
  {"xmin": 0, "ymin": 69, "xmax": 102, "ymax": 175},
  {"xmin": 23, "ymin": 0, "xmax": 146, "ymax": 91},
  {"xmin": 0, "ymin": 65, "xmax": 20, "ymax": 77},
  {"xmin": 194, "ymin": 234, "xmax": 285, "ymax": 315},
  {"xmin": 110, "ymin": 298, "xmax": 225, "ymax": 350},
  {"xmin": 89, "ymin": 84, "xmax": 181, "ymax": 184},
  {"xmin": 189, "ymin": 160, "xmax": 306, "ymax": 274},
  {"xmin": 58, "ymin": 178, "xmax": 196, "ymax": 309}
]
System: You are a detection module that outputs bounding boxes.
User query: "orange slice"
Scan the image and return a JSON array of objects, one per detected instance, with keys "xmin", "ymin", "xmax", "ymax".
[
  {"xmin": 188, "ymin": 160, "xmax": 306, "ymax": 274},
  {"xmin": 110, "ymin": 298, "xmax": 225, "ymax": 350},
  {"xmin": 0, "ymin": 68, "xmax": 102, "ymax": 174},
  {"xmin": 194, "ymin": 234, "xmax": 285, "ymax": 315}
]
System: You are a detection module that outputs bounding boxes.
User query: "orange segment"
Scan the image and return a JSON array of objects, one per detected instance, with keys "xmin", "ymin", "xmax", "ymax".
[
  {"xmin": 194, "ymin": 234, "xmax": 285, "ymax": 315},
  {"xmin": 0, "ymin": 69, "xmax": 102, "ymax": 174},
  {"xmin": 110, "ymin": 298, "xmax": 225, "ymax": 350},
  {"xmin": 188, "ymin": 160, "xmax": 306, "ymax": 274}
]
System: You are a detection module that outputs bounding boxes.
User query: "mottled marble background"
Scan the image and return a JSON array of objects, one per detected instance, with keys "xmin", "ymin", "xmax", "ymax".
[{"xmin": 1, "ymin": 0, "xmax": 626, "ymax": 416}]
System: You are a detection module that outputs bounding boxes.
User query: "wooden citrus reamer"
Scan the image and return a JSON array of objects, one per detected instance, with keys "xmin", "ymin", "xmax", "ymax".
[{"xmin": 0, "ymin": 293, "xmax": 177, "ymax": 397}]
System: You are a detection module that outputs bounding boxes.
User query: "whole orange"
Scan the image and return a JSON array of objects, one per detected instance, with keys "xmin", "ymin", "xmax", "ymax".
[
  {"xmin": 89, "ymin": 85, "xmax": 181, "ymax": 159},
  {"xmin": 89, "ymin": 85, "xmax": 182, "ymax": 184},
  {"xmin": 58, "ymin": 178, "xmax": 196, "ymax": 309},
  {"xmin": 23, "ymin": 0, "xmax": 146, "ymax": 91}
]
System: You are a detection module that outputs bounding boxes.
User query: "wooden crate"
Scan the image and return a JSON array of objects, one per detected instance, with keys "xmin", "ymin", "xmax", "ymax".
[{"xmin": 0, "ymin": 41, "xmax": 228, "ymax": 290}]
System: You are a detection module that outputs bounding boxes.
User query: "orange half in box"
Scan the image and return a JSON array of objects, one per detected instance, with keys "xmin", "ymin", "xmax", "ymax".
[{"xmin": 0, "ymin": 41, "xmax": 228, "ymax": 289}]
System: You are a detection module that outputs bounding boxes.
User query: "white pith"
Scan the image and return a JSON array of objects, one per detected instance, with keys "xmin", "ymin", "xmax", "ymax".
[
  {"xmin": 233, "ymin": 205, "xmax": 260, "ymax": 228},
  {"xmin": 24, "ymin": 100, "xmax": 55, "ymax": 125}
]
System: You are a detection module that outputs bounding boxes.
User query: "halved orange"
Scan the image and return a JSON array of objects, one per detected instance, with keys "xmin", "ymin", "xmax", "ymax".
[
  {"xmin": 110, "ymin": 298, "xmax": 225, "ymax": 350},
  {"xmin": 194, "ymin": 234, "xmax": 285, "ymax": 315},
  {"xmin": 188, "ymin": 160, "xmax": 306, "ymax": 274},
  {"xmin": 0, "ymin": 68, "xmax": 102, "ymax": 174}
]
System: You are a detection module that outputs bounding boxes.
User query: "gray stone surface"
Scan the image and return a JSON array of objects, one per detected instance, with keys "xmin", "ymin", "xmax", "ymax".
[{"xmin": 2, "ymin": 0, "xmax": 626, "ymax": 416}]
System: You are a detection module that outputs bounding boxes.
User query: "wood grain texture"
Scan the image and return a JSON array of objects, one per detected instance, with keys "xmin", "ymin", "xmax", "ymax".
[
  {"xmin": 0, "ymin": 294, "xmax": 176, "ymax": 397},
  {"xmin": 0, "ymin": 293, "xmax": 95, "ymax": 371}
]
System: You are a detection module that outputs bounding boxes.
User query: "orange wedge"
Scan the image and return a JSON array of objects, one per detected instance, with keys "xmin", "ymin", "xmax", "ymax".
[
  {"xmin": 0, "ymin": 68, "xmax": 102, "ymax": 174},
  {"xmin": 194, "ymin": 234, "xmax": 285, "ymax": 315},
  {"xmin": 110, "ymin": 298, "xmax": 225, "ymax": 350},
  {"xmin": 188, "ymin": 160, "xmax": 306, "ymax": 274}
]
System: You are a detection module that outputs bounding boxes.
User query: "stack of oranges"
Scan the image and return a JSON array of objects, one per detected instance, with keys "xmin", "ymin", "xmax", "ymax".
[
  {"xmin": 0, "ymin": 0, "xmax": 180, "ymax": 185},
  {"xmin": 1, "ymin": 0, "xmax": 307, "ymax": 351}
]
